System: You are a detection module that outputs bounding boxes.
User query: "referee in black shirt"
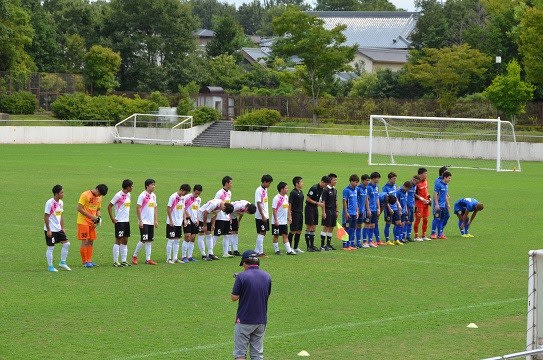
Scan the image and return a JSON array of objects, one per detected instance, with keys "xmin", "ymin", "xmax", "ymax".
[
  {"xmin": 304, "ymin": 176, "xmax": 330, "ymax": 252},
  {"xmin": 288, "ymin": 176, "xmax": 304, "ymax": 253}
]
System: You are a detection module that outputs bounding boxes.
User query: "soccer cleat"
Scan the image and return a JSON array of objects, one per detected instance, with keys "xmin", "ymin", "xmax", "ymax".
[
  {"xmin": 174, "ymin": 258, "xmax": 184, "ymax": 264},
  {"xmin": 328, "ymin": 244, "xmax": 337, "ymax": 250},
  {"xmin": 320, "ymin": 246, "xmax": 328, "ymax": 251},
  {"xmin": 307, "ymin": 247, "xmax": 315, "ymax": 252},
  {"xmin": 120, "ymin": 261, "xmax": 131, "ymax": 267},
  {"xmin": 394, "ymin": 240, "xmax": 404, "ymax": 246},
  {"xmin": 228, "ymin": 251, "xmax": 233, "ymax": 255},
  {"xmin": 166, "ymin": 259, "xmax": 175, "ymax": 264},
  {"xmin": 113, "ymin": 261, "xmax": 121, "ymax": 267},
  {"xmin": 188, "ymin": 257, "xmax": 198, "ymax": 262},
  {"xmin": 438, "ymin": 235, "xmax": 447, "ymax": 240},
  {"xmin": 369, "ymin": 242, "xmax": 378, "ymax": 248},
  {"xmin": 386, "ymin": 240, "xmax": 395, "ymax": 246},
  {"xmin": 294, "ymin": 248, "xmax": 304, "ymax": 254},
  {"xmin": 48, "ymin": 265, "xmax": 58, "ymax": 272},
  {"xmin": 132, "ymin": 256, "xmax": 138, "ymax": 265},
  {"xmin": 422, "ymin": 236, "xmax": 431, "ymax": 241},
  {"xmin": 362, "ymin": 243, "xmax": 370, "ymax": 248},
  {"xmin": 222, "ymin": 253, "xmax": 234, "ymax": 258},
  {"xmin": 414, "ymin": 237, "xmax": 423, "ymax": 242},
  {"xmin": 275, "ymin": 251, "xmax": 282, "ymax": 255},
  {"xmin": 208, "ymin": 254, "xmax": 219, "ymax": 260},
  {"xmin": 58, "ymin": 261, "xmax": 71, "ymax": 271},
  {"xmin": 376, "ymin": 241, "xmax": 384, "ymax": 246},
  {"xmin": 287, "ymin": 251, "xmax": 297, "ymax": 255},
  {"xmin": 145, "ymin": 259, "xmax": 157, "ymax": 265},
  {"xmin": 201, "ymin": 255, "xmax": 209, "ymax": 261},
  {"xmin": 88, "ymin": 262, "xmax": 98, "ymax": 267},
  {"xmin": 430, "ymin": 234, "xmax": 437, "ymax": 239},
  {"xmin": 406, "ymin": 237, "xmax": 414, "ymax": 242},
  {"xmin": 181, "ymin": 257, "xmax": 189, "ymax": 263},
  {"xmin": 312, "ymin": 245, "xmax": 321, "ymax": 252},
  {"xmin": 84, "ymin": 262, "xmax": 93, "ymax": 268},
  {"xmin": 468, "ymin": 234, "xmax": 475, "ymax": 238},
  {"xmin": 232, "ymin": 250, "xmax": 242, "ymax": 256},
  {"xmin": 461, "ymin": 234, "xmax": 470, "ymax": 238}
]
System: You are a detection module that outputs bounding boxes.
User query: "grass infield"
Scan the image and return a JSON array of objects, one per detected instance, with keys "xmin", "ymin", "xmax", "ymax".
[{"xmin": 1, "ymin": 144, "xmax": 542, "ymax": 359}]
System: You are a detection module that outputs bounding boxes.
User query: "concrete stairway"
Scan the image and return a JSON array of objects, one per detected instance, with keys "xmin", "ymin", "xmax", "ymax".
[{"xmin": 191, "ymin": 120, "xmax": 233, "ymax": 148}]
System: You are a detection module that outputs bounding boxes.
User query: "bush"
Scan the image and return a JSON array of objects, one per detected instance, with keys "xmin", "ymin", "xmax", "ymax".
[
  {"xmin": 0, "ymin": 91, "xmax": 38, "ymax": 114},
  {"xmin": 149, "ymin": 91, "xmax": 170, "ymax": 107},
  {"xmin": 189, "ymin": 106, "xmax": 221, "ymax": 126},
  {"xmin": 234, "ymin": 108, "xmax": 281, "ymax": 130}
]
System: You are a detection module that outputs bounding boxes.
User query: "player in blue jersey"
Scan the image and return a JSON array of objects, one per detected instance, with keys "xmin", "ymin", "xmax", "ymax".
[
  {"xmin": 382, "ymin": 172, "xmax": 400, "ymax": 244},
  {"xmin": 356, "ymin": 174, "xmax": 371, "ymax": 248},
  {"xmin": 431, "ymin": 166, "xmax": 448, "ymax": 237},
  {"xmin": 454, "ymin": 198, "xmax": 484, "ymax": 237},
  {"xmin": 366, "ymin": 172, "xmax": 381, "ymax": 247},
  {"xmin": 342, "ymin": 174, "xmax": 359, "ymax": 250},
  {"xmin": 405, "ymin": 175, "xmax": 420, "ymax": 241},
  {"xmin": 432, "ymin": 171, "xmax": 452, "ymax": 239},
  {"xmin": 396, "ymin": 181, "xmax": 412, "ymax": 244}
]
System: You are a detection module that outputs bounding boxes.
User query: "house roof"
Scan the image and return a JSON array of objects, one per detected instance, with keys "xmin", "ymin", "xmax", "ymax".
[
  {"xmin": 358, "ymin": 47, "xmax": 409, "ymax": 63},
  {"xmin": 306, "ymin": 11, "xmax": 419, "ymax": 49},
  {"xmin": 194, "ymin": 29, "xmax": 215, "ymax": 38},
  {"xmin": 241, "ymin": 47, "xmax": 270, "ymax": 65}
]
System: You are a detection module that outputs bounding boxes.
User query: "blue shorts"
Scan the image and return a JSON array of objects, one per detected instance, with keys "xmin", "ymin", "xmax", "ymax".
[
  {"xmin": 343, "ymin": 215, "xmax": 357, "ymax": 229},
  {"xmin": 406, "ymin": 206, "xmax": 414, "ymax": 223},
  {"xmin": 391, "ymin": 210, "xmax": 401, "ymax": 223},
  {"xmin": 369, "ymin": 212, "xmax": 378, "ymax": 225},
  {"xmin": 454, "ymin": 203, "xmax": 466, "ymax": 215}
]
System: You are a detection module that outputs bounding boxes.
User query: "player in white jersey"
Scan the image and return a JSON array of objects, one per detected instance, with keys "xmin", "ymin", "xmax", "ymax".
[
  {"xmin": 198, "ymin": 198, "xmax": 234, "ymax": 260},
  {"xmin": 132, "ymin": 179, "xmax": 158, "ymax": 265},
  {"xmin": 230, "ymin": 200, "xmax": 257, "ymax": 256},
  {"xmin": 272, "ymin": 182, "xmax": 296, "ymax": 255},
  {"xmin": 166, "ymin": 184, "xmax": 191, "ymax": 264},
  {"xmin": 254, "ymin": 174, "xmax": 273, "ymax": 257},
  {"xmin": 181, "ymin": 185, "xmax": 202, "ymax": 262},
  {"xmin": 44, "ymin": 185, "xmax": 71, "ymax": 272},
  {"xmin": 215, "ymin": 176, "xmax": 233, "ymax": 258},
  {"xmin": 107, "ymin": 179, "xmax": 133, "ymax": 267}
]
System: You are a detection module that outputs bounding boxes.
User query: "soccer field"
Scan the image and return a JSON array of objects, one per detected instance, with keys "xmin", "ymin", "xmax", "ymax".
[{"xmin": 1, "ymin": 144, "xmax": 542, "ymax": 360}]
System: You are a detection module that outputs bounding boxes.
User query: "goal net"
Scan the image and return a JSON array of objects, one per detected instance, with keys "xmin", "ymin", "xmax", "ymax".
[
  {"xmin": 112, "ymin": 113, "xmax": 193, "ymax": 145},
  {"xmin": 368, "ymin": 115, "xmax": 521, "ymax": 172}
]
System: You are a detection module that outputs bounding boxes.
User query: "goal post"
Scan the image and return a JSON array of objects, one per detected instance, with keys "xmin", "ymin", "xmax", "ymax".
[
  {"xmin": 527, "ymin": 250, "xmax": 543, "ymax": 360},
  {"xmin": 368, "ymin": 115, "xmax": 521, "ymax": 172},
  {"xmin": 112, "ymin": 113, "xmax": 193, "ymax": 145}
]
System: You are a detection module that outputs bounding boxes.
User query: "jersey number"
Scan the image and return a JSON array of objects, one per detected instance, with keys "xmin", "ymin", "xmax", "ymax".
[
  {"xmin": 117, "ymin": 230, "xmax": 124, "ymax": 237},
  {"xmin": 273, "ymin": 228, "xmax": 279, "ymax": 235},
  {"xmin": 142, "ymin": 234, "xmax": 148, "ymax": 240},
  {"xmin": 169, "ymin": 231, "xmax": 176, "ymax": 238}
]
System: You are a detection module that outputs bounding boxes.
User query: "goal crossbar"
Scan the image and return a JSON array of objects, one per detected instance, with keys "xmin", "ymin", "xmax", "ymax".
[{"xmin": 112, "ymin": 113, "xmax": 193, "ymax": 145}]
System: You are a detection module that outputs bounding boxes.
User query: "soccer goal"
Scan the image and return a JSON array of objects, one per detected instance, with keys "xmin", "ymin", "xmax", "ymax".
[
  {"xmin": 112, "ymin": 113, "xmax": 193, "ymax": 145},
  {"xmin": 368, "ymin": 115, "xmax": 521, "ymax": 172}
]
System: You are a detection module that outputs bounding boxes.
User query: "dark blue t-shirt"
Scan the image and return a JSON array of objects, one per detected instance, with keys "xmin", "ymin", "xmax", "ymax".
[{"xmin": 232, "ymin": 266, "xmax": 272, "ymax": 324}]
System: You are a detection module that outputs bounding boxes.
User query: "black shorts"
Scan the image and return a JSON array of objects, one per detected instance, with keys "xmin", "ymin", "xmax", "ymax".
[
  {"xmin": 384, "ymin": 208, "xmax": 392, "ymax": 222},
  {"xmin": 214, "ymin": 220, "xmax": 230, "ymax": 236},
  {"xmin": 114, "ymin": 222, "xmax": 131, "ymax": 239},
  {"xmin": 304, "ymin": 206, "xmax": 319, "ymax": 226},
  {"xmin": 401, "ymin": 213, "xmax": 408, "ymax": 223},
  {"xmin": 183, "ymin": 219, "xmax": 199, "ymax": 235},
  {"xmin": 369, "ymin": 212, "xmax": 378, "ymax": 225},
  {"xmin": 198, "ymin": 221, "xmax": 212, "ymax": 233},
  {"xmin": 140, "ymin": 224, "xmax": 154, "ymax": 242},
  {"xmin": 255, "ymin": 219, "xmax": 270, "ymax": 233},
  {"xmin": 44, "ymin": 230, "xmax": 68, "ymax": 246},
  {"xmin": 272, "ymin": 224, "xmax": 288, "ymax": 236},
  {"xmin": 230, "ymin": 218, "xmax": 239, "ymax": 232},
  {"xmin": 391, "ymin": 211, "xmax": 401, "ymax": 223},
  {"xmin": 166, "ymin": 224, "xmax": 182, "ymax": 239},
  {"xmin": 290, "ymin": 212, "xmax": 303, "ymax": 232},
  {"xmin": 321, "ymin": 210, "xmax": 337, "ymax": 227}
]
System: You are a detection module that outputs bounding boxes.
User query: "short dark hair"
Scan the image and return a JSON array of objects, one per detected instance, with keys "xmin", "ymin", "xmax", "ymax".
[
  {"xmin": 247, "ymin": 203, "xmax": 257, "ymax": 214},
  {"xmin": 442, "ymin": 170, "xmax": 452, "ymax": 178},
  {"xmin": 222, "ymin": 176, "xmax": 232, "ymax": 186},
  {"xmin": 180, "ymin": 184, "xmax": 191, "ymax": 192},
  {"xmin": 52, "ymin": 184, "xmax": 63, "ymax": 195},
  {"xmin": 193, "ymin": 184, "xmax": 203, "ymax": 192},
  {"xmin": 122, "ymin": 179, "xmax": 133, "ymax": 189},
  {"xmin": 370, "ymin": 172, "xmax": 381, "ymax": 179},
  {"xmin": 261, "ymin": 174, "xmax": 273, "ymax": 183},
  {"xmin": 277, "ymin": 181, "xmax": 287, "ymax": 192},
  {"xmin": 388, "ymin": 195, "xmax": 397, "ymax": 204},
  {"xmin": 418, "ymin": 168, "xmax": 427, "ymax": 175},
  {"xmin": 144, "ymin": 179, "xmax": 155, "ymax": 188},
  {"xmin": 349, "ymin": 174, "xmax": 360, "ymax": 182},
  {"xmin": 96, "ymin": 184, "xmax": 108, "ymax": 196},
  {"xmin": 328, "ymin": 173, "xmax": 337, "ymax": 179},
  {"xmin": 292, "ymin": 176, "xmax": 302, "ymax": 186},
  {"xmin": 224, "ymin": 203, "xmax": 234, "ymax": 214},
  {"xmin": 361, "ymin": 174, "xmax": 370, "ymax": 181},
  {"xmin": 403, "ymin": 181, "xmax": 412, "ymax": 188},
  {"xmin": 388, "ymin": 172, "xmax": 397, "ymax": 179},
  {"xmin": 412, "ymin": 175, "xmax": 420, "ymax": 181},
  {"xmin": 321, "ymin": 176, "xmax": 331, "ymax": 184},
  {"xmin": 439, "ymin": 166, "xmax": 448, "ymax": 176}
]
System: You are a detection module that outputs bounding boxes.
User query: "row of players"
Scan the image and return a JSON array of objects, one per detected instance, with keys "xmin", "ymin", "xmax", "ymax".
[{"xmin": 43, "ymin": 168, "xmax": 483, "ymax": 272}]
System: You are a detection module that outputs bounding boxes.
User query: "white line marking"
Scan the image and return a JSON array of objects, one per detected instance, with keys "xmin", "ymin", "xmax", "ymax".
[{"xmin": 113, "ymin": 297, "xmax": 524, "ymax": 360}]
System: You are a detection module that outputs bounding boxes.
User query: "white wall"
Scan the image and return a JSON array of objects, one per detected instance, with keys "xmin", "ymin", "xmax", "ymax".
[{"xmin": 230, "ymin": 131, "xmax": 543, "ymax": 162}]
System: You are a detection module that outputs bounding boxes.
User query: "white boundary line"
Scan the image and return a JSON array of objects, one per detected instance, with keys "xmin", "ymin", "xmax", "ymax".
[{"xmin": 114, "ymin": 297, "xmax": 524, "ymax": 360}]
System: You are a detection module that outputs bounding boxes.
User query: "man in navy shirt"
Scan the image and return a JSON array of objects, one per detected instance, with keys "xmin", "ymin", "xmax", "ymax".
[
  {"xmin": 367, "ymin": 172, "xmax": 381, "ymax": 247},
  {"xmin": 342, "ymin": 174, "xmax": 359, "ymax": 250},
  {"xmin": 232, "ymin": 250, "xmax": 272, "ymax": 360},
  {"xmin": 454, "ymin": 197, "xmax": 484, "ymax": 237},
  {"xmin": 432, "ymin": 171, "xmax": 452, "ymax": 239}
]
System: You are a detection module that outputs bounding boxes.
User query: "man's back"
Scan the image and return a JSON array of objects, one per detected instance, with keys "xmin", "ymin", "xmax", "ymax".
[{"xmin": 232, "ymin": 266, "xmax": 272, "ymax": 324}]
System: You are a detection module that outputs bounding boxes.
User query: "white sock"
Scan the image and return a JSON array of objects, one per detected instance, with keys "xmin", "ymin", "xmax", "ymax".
[
  {"xmin": 166, "ymin": 239, "xmax": 173, "ymax": 260},
  {"xmin": 207, "ymin": 235, "xmax": 214, "ymax": 255},
  {"xmin": 273, "ymin": 242, "xmax": 280, "ymax": 252},
  {"xmin": 327, "ymin": 232, "xmax": 333, "ymax": 238},
  {"xmin": 46, "ymin": 246, "xmax": 54, "ymax": 266},
  {"xmin": 120, "ymin": 244, "xmax": 128, "ymax": 262},
  {"xmin": 255, "ymin": 234, "xmax": 264, "ymax": 253},
  {"xmin": 212, "ymin": 235, "xmax": 219, "ymax": 248},
  {"xmin": 61, "ymin": 242, "xmax": 70, "ymax": 262},
  {"xmin": 197, "ymin": 235, "xmax": 206, "ymax": 255},
  {"xmin": 113, "ymin": 244, "xmax": 120, "ymax": 262},
  {"xmin": 222, "ymin": 236, "xmax": 230, "ymax": 255},
  {"xmin": 232, "ymin": 234, "xmax": 239, "ymax": 251},
  {"xmin": 133, "ymin": 241, "xmax": 143, "ymax": 257},
  {"xmin": 188, "ymin": 242, "xmax": 195, "ymax": 258},
  {"xmin": 145, "ymin": 242, "xmax": 152, "ymax": 261},
  {"xmin": 182, "ymin": 241, "xmax": 189, "ymax": 258},
  {"xmin": 284, "ymin": 241, "xmax": 292, "ymax": 253},
  {"xmin": 172, "ymin": 239, "xmax": 180, "ymax": 260}
]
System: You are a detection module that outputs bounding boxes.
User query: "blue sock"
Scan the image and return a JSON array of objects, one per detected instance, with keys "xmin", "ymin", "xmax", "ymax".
[
  {"xmin": 384, "ymin": 223, "xmax": 391, "ymax": 240},
  {"xmin": 368, "ymin": 227, "xmax": 374, "ymax": 242},
  {"xmin": 437, "ymin": 218, "xmax": 443, "ymax": 236},
  {"xmin": 374, "ymin": 223, "xmax": 380, "ymax": 241},
  {"xmin": 343, "ymin": 241, "xmax": 348, "ymax": 248},
  {"xmin": 465, "ymin": 223, "xmax": 470, "ymax": 234},
  {"xmin": 362, "ymin": 228, "xmax": 368, "ymax": 242},
  {"xmin": 355, "ymin": 228, "xmax": 362, "ymax": 245},
  {"xmin": 431, "ymin": 217, "xmax": 438, "ymax": 235},
  {"xmin": 458, "ymin": 220, "xmax": 464, "ymax": 234},
  {"xmin": 407, "ymin": 223, "xmax": 412, "ymax": 238}
]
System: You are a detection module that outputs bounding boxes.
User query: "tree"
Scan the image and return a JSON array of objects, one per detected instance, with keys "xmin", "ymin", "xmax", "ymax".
[
  {"xmin": 483, "ymin": 59, "xmax": 534, "ymax": 121},
  {"xmin": 63, "ymin": 34, "xmax": 86, "ymax": 72},
  {"xmin": 83, "ymin": 45, "xmax": 121, "ymax": 94},
  {"xmin": 272, "ymin": 6, "xmax": 357, "ymax": 123},
  {"xmin": 205, "ymin": 54, "xmax": 247, "ymax": 90},
  {"xmin": 406, "ymin": 44, "xmax": 491, "ymax": 114},
  {"xmin": 206, "ymin": 16, "xmax": 245, "ymax": 57},
  {"xmin": 315, "ymin": 0, "xmax": 359, "ymax": 11},
  {"xmin": 190, "ymin": 0, "xmax": 236, "ymax": 29},
  {"xmin": 519, "ymin": 6, "xmax": 543, "ymax": 86},
  {"xmin": 358, "ymin": 0, "xmax": 396, "ymax": 11},
  {"xmin": 0, "ymin": 0, "xmax": 36, "ymax": 73},
  {"xmin": 237, "ymin": 0, "xmax": 265, "ymax": 35}
]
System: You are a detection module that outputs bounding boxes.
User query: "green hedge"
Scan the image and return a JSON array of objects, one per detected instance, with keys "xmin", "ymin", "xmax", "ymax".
[
  {"xmin": 189, "ymin": 106, "xmax": 221, "ymax": 126},
  {"xmin": 51, "ymin": 93, "xmax": 163, "ymax": 124},
  {"xmin": 0, "ymin": 91, "xmax": 37, "ymax": 114},
  {"xmin": 234, "ymin": 108, "xmax": 281, "ymax": 131}
]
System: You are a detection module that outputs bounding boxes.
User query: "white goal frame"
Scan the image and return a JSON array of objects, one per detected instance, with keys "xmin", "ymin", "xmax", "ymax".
[
  {"xmin": 368, "ymin": 115, "xmax": 521, "ymax": 172},
  {"xmin": 112, "ymin": 113, "xmax": 193, "ymax": 145}
]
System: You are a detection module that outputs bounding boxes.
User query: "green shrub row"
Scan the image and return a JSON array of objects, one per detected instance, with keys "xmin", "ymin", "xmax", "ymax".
[
  {"xmin": 234, "ymin": 108, "xmax": 281, "ymax": 130},
  {"xmin": 189, "ymin": 106, "xmax": 221, "ymax": 126},
  {"xmin": 0, "ymin": 91, "xmax": 37, "ymax": 114}
]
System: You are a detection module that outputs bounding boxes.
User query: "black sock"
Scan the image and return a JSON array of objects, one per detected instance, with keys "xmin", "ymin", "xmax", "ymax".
[
  {"xmin": 294, "ymin": 233, "xmax": 301, "ymax": 249},
  {"xmin": 321, "ymin": 234, "xmax": 325, "ymax": 247},
  {"xmin": 288, "ymin": 233, "xmax": 293, "ymax": 246},
  {"xmin": 305, "ymin": 233, "xmax": 311, "ymax": 247},
  {"xmin": 326, "ymin": 236, "xmax": 331, "ymax": 246},
  {"xmin": 310, "ymin": 234, "xmax": 315, "ymax": 247}
]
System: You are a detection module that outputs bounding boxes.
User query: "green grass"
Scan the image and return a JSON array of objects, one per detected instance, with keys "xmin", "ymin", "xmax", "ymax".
[{"xmin": 0, "ymin": 144, "xmax": 541, "ymax": 359}]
